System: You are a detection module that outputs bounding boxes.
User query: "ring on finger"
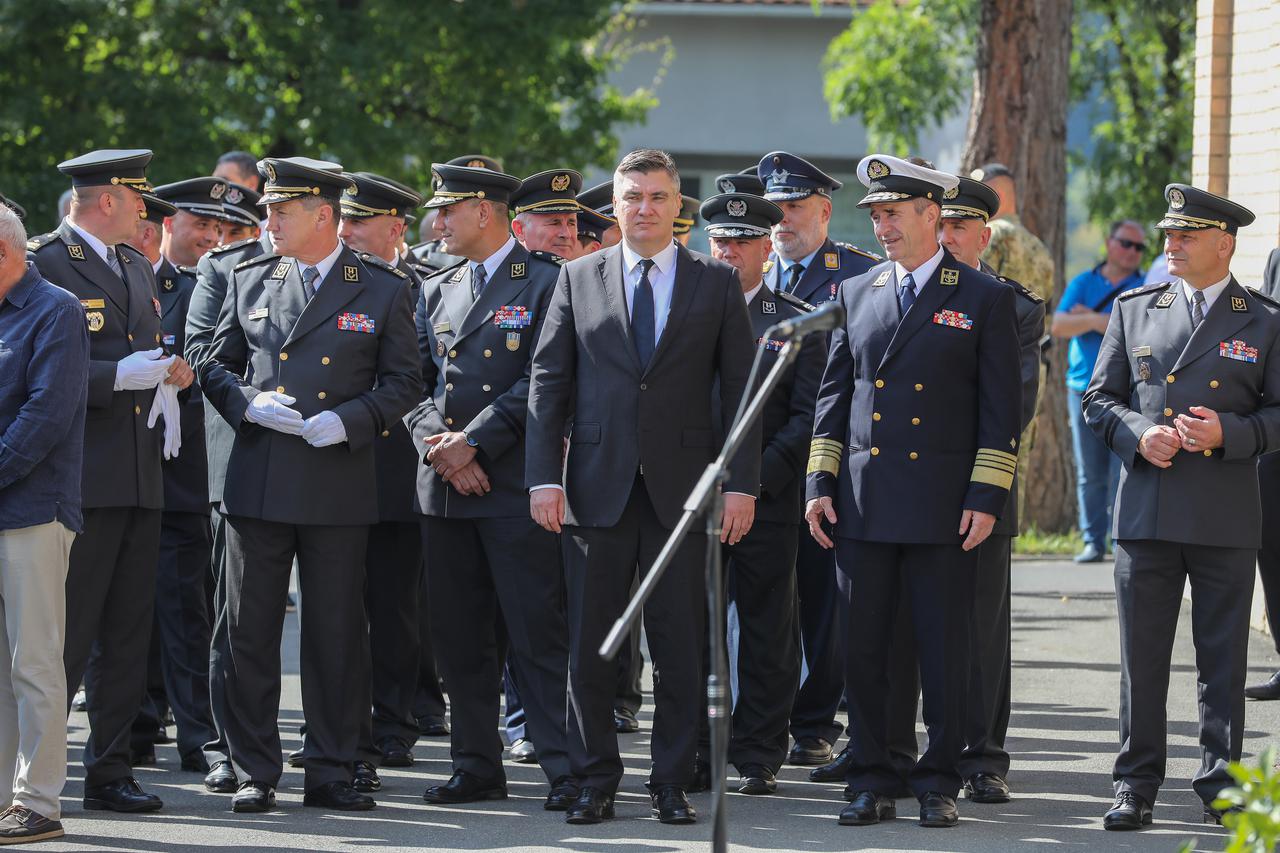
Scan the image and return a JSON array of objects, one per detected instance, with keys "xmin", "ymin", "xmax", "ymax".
[{"xmin": 1188, "ymin": 437, "xmax": 1197, "ymax": 446}]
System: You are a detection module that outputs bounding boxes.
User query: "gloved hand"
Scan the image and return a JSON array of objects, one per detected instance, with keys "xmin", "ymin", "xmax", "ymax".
[
  {"xmin": 244, "ymin": 391, "xmax": 304, "ymax": 435},
  {"xmin": 146, "ymin": 381, "xmax": 182, "ymax": 460},
  {"xmin": 115, "ymin": 348, "xmax": 175, "ymax": 391},
  {"xmin": 301, "ymin": 410, "xmax": 347, "ymax": 448}
]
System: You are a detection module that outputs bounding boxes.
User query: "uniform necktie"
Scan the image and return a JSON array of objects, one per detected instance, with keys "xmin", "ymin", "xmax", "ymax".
[
  {"xmin": 632, "ymin": 258, "xmax": 656, "ymax": 369},
  {"xmin": 899, "ymin": 272, "xmax": 917, "ymax": 317},
  {"xmin": 1191, "ymin": 289, "xmax": 1206, "ymax": 328},
  {"xmin": 786, "ymin": 262, "xmax": 804, "ymax": 295},
  {"xmin": 302, "ymin": 265, "xmax": 319, "ymax": 301},
  {"xmin": 105, "ymin": 246, "xmax": 122, "ymax": 279},
  {"xmin": 472, "ymin": 264, "xmax": 487, "ymax": 299}
]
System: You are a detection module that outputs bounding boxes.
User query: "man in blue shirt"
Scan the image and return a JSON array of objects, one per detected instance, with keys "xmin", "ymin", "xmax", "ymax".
[
  {"xmin": 1051, "ymin": 220, "xmax": 1148, "ymax": 562},
  {"xmin": 0, "ymin": 204, "xmax": 89, "ymax": 845}
]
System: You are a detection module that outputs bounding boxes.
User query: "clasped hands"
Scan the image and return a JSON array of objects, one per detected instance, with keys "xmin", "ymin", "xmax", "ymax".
[
  {"xmin": 244, "ymin": 392, "xmax": 347, "ymax": 447},
  {"xmin": 424, "ymin": 432, "xmax": 490, "ymax": 496},
  {"xmin": 1139, "ymin": 405, "xmax": 1222, "ymax": 468}
]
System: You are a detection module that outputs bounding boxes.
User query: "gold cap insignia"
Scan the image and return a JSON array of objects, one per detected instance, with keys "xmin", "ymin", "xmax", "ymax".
[
  {"xmin": 226, "ymin": 187, "xmax": 244, "ymax": 205},
  {"xmin": 343, "ymin": 186, "xmax": 358, "ymax": 197},
  {"xmin": 343, "ymin": 265, "xmax": 359, "ymax": 282},
  {"xmin": 1169, "ymin": 188, "xmax": 1185, "ymax": 210},
  {"xmin": 210, "ymin": 182, "xmax": 227, "ymax": 200},
  {"xmin": 943, "ymin": 186, "xmax": 959, "ymax": 200},
  {"xmin": 550, "ymin": 174, "xmax": 571, "ymax": 193},
  {"xmin": 431, "ymin": 170, "xmax": 443, "ymax": 190},
  {"xmin": 67, "ymin": 244, "xmax": 85, "ymax": 261},
  {"xmin": 264, "ymin": 162, "xmax": 276, "ymax": 182},
  {"xmin": 86, "ymin": 311, "xmax": 105, "ymax": 332},
  {"xmin": 726, "ymin": 199, "xmax": 748, "ymax": 218},
  {"xmin": 867, "ymin": 160, "xmax": 890, "ymax": 180}
]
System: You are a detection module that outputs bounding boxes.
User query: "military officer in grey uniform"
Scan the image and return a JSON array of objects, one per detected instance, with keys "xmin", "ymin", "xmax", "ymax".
[
  {"xmin": 409, "ymin": 163, "xmax": 574, "ymax": 810},
  {"xmin": 337, "ymin": 171, "xmax": 430, "ymax": 783},
  {"xmin": 756, "ymin": 151, "xmax": 881, "ymax": 770},
  {"xmin": 805, "ymin": 155, "xmax": 1021, "ymax": 829},
  {"xmin": 1084, "ymin": 185, "xmax": 1278, "ymax": 830},
  {"xmin": 700, "ymin": 192, "xmax": 826, "ymax": 795},
  {"xmin": 199, "ymin": 157, "xmax": 420, "ymax": 814},
  {"xmin": 29, "ymin": 149, "xmax": 194, "ymax": 813}
]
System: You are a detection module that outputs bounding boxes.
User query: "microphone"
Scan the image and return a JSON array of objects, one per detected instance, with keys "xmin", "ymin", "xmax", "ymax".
[{"xmin": 767, "ymin": 300, "xmax": 846, "ymax": 339}]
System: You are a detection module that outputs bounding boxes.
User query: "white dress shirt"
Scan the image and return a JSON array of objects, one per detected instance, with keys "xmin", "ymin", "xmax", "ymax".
[
  {"xmin": 743, "ymin": 281, "xmax": 764, "ymax": 304},
  {"xmin": 471, "ymin": 236, "xmax": 516, "ymax": 284},
  {"xmin": 295, "ymin": 240, "xmax": 344, "ymax": 292},
  {"xmin": 621, "ymin": 239, "xmax": 679, "ymax": 345},
  {"xmin": 895, "ymin": 245, "xmax": 945, "ymax": 296},
  {"xmin": 1181, "ymin": 273, "xmax": 1231, "ymax": 315}
]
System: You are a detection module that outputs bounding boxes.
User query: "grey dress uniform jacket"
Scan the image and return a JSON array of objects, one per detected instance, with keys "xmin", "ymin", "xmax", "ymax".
[
  {"xmin": 764, "ymin": 237, "xmax": 880, "ymax": 306},
  {"xmin": 1083, "ymin": 278, "xmax": 1280, "ymax": 549},
  {"xmin": 199, "ymin": 246, "xmax": 421, "ymax": 526},
  {"xmin": 156, "ymin": 258, "xmax": 208, "ymax": 514}
]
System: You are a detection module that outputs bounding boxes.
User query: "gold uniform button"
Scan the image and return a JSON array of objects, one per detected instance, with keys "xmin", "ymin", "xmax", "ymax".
[
  {"xmin": 915, "ymin": 383, "xmax": 924, "ymax": 391},
  {"xmin": 381, "ymin": 430, "xmax": 390, "ymax": 437},
  {"xmin": 155, "ymin": 333, "xmax": 161, "ymax": 343},
  {"xmin": 874, "ymin": 379, "xmax": 885, "ymax": 389},
  {"xmin": 483, "ymin": 349, "xmax": 492, "ymax": 358},
  {"xmin": 317, "ymin": 391, "xmax": 326, "ymax": 400},
  {"xmin": 134, "ymin": 405, "xmax": 141, "ymax": 415},
  {"xmin": 321, "ymin": 356, "xmax": 330, "ymax": 365},
  {"xmin": 870, "ymin": 447, "xmax": 880, "ymax": 456},
  {"xmin": 1210, "ymin": 380, "xmax": 1219, "ymax": 389},
  {"xmin": 127, "ymin": 333, "xmax": 134, "ymax": 342},
  {"xmin": 276, "ymin": 385, "xmax": 285, "ymax": 394},
  {"xmin": 482, "ymin": 384, "xmax": 491, "ymax": 392},
  {"xmin": 1163, "ymin": 407, "xmax": 1173, "ymax": 417},
  {"xmin": 872, "ymin": 412, "xmax": 881, "ymax": 422},
  {"xmin": 444, "ymin": 417, "xmax": 454, "ymax": 426},
  {"xmin": 448, "ymin": 349, "xmax": 458, "ymax": 358},
  {"xmin": 1166, "ymin": 374, "xmax": 1175, "ymax": 383},
  {"xmin": 1204, "ymin": 449, "xmax": 1213, "ymax": 457},
  {"xmin": 909, "ymin": 452, "xmax": 918, "ymax": 460},
  {"xmin": 445, "ymin": 383, "xmax": 454, "ymax": 391},
  {"xmin": 279, "ymin": 352, "xmax": 288, "ymax": 360},
  {"xmin": 911, "ymin": 417, "xmax": 921, "ymax": 426}
]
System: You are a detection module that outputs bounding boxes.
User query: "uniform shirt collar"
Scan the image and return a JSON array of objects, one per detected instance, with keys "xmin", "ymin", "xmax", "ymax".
[
  {"xmin": 895, "ymin": 244, "xmax": 945, "ymax": 290},
  {"xmin": 296, "ymin": 240, "xmax": 344, "ymax": 290},
  {"xmin": 152, "ymin": 255, "xmax": 165, "ymax": 275},
  {"xmin": 64, "ymin": 217, "xmax": 110, "ymax": 265},
  {"xmin": 1182, "ymin": 273, "xmax": 1232, "ymax": 313},
  {"xmin": 743, "ymin": 281, "xmax": 764, "ymax": 304},
  {"xmin": 778, "ymin": 245, "xmax": 821, "ymax": 273},
  {"xmin": 472, "ymin": 235, "xmax": 516, "ymax": 282}
]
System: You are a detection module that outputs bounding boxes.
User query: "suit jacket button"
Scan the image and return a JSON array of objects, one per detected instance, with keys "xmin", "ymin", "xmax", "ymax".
[
  {"xmin": 381, "ymin": 430, "xmax": 390, "ymax": 437},
  {"xmin": 276, "ymin": 385, "xmax": 285, "ymax": 393},
  {"xmin": 872, "ymin": 412, "xmax": 881, "ymax": 421},
  {"xmin": 1204, "ymin": 449, "xmax": 1212, "ymax": 456},
  {"xmin": 128, "ymin": 333, "xmax": 134, "ymax": 342},
  {"xmin": 445, "ymin": 383, "xmax": 454, "ymax": 391},
  {"xmin": 870, "ymin": 447, "xmax": 880, "ymax": 456},
  {"xmin": 911, "ymin": 417, "xmax": 921, "ymax": 425},
  {"xmin": 1210, "ymin": 380, "xmax": 1219, "ymax": 388},
  {"xmin": 155, "ymin": 333, "xmax": 161, "ymax": 343},
  {"xmin": 482, "ymin": 384, "xmax": 491, "ymax": 392},
  {"xmin": 322, "ymin": 356, "xmax": 330, "ymax": 365},
  {"xmin": 909, "ymin": 451, "xmax": 918, "ymax": 460},
  {"xmin": 449, "ymin": 349, "xmax": 458, "ymax": 358},
  {"xmin": 1166, "ymin": 374, "xmax": 1175, "ymax": 383},
  {"xmin": 445, "ymin": 417, "xmax": 454, "ymax": 426},
  {"xmin": 279, "ymin": 352, "xmax": 288, "ymax": 360},
  {"xmin": 914, "ymin": 383, "xmax": 924, "ymax": 391},
  {"xmin": 134, "ymin": 405, "xmax": 141, "ymax": 415},
  {"xmin": 874, "ymin": 379, "xmax": 885, "ymax": 389},
  {"xmin": 483, "ymin": 349, "xmax": 492, "ymax": 358},
  {"xmin": 317, "ymin": 391, "xmax": 326, "ymax": 400},
  {"xmin": 640, "ymin": 383, "xmax": 647, "ymax": 390}
]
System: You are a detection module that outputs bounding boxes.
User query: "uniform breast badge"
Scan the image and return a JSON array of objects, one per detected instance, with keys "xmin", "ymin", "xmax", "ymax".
[
  {"xmin": 337, "ymin": 312, "xmax": 376, "ymax": 333},
  {"xmin": 494, "ymin": 306, "xmax": 533, "ymax": 329},
  {"xmin": 932, "ymin": 309, "xmax": 973, "ymax": 330},
  {"xmin": 86, "ymin": 311, "xmax": 104, "ymax": 332},
  {"xmin": 1137, "ymin": 360, "xmax": 1151, "ymax": 381},
  {"xmin": 1219, "ymin": 339, "xmax": 1258, "ymax": 363},
  {"xmin": 506, "ymin": 332, "xmax": 521, "ymax": 351}
]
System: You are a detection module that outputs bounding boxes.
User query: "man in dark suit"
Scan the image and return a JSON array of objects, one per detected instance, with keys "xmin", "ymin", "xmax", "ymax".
[
  {"xmin": 199, "ymin": 157, "xmax": 420, "ymax": 814},
  {"xmin": 1247, "ymin": 244, "xmax": 1280, "ymax": 700},
  {"xmin": 700, "ymin": 192, "xmax": 825, "ymax": 796},
  {"xmin": 28, "ymin": 149, "xmax": 194, "ymax": 813},
  {"xmin": 527, "ymin": 148, "xmax": 761, "ymax": 825},
  {"xmin": 1085, "ymin": 185, "xmax": 1279, "ymax": 829},
  {"xmin": 805, "ymin": 154, "xmax": 1021, "ymax": 829},
  {"xmin": 756, "ymin": 151, "xmax": 880, "ymax": 768}
]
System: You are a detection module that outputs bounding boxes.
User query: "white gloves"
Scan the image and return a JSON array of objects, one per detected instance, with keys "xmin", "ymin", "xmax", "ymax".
[
  {"xmin": 115, "ymin": 348, "xmax": 175, "ymax": 391},
  {"xmin": 301, "ymin": 410, "xmax": 347, "ymax": 448},
  {"xmin": 244, "ymin": 391, "xmax": 304, "ymax": 435},
  {"xmin": 146, "ymin": 381, "xmax": 182, "ymax": 460}
]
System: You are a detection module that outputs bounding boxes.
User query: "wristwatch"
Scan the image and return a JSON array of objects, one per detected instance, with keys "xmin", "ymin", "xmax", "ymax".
[{"xmin": 463, "ymin": 432, "xmax": 479, "ymax": 448}]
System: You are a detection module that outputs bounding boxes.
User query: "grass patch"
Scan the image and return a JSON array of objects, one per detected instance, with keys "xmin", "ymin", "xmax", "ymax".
[{"xmin": 1014, "ymin": 525, "xmax": 1085, "ymax": 556}]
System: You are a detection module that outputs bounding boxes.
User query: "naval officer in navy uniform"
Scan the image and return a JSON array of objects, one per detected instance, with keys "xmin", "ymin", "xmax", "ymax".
[
  {"xmin": 1084, "ymin": 185, "xmax": 1279, "ymax": 830},
  {"xmin": 805, "ymin": 154, "xmax": 1021, "ymax": 829},
  {"xmin": 756, "ymin": 151, "xmax": 880, "ymax": 769},
  {"xmin": 200, "ymin": 157, "xmax": 420, "ymax": 814}
]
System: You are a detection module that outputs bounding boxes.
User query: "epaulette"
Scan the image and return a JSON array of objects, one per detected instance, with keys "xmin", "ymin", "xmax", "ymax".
[
  {"xmin": 410, "ymin": 261, "xmax": 438, "ymax": 276},
  {"xmin": 1116, "ymin": 280, "xmax": 1172, "ymax": 301},
  {"xmin": 210, "ymin": 238, "xmax": 257, "ymax": 255},
  {"xmin": 115, "ymin": 243, "xmax": 147, "ymax": 264},
  {"xmin": 176, "ymin": 264, "xmax": 196, "ymax": 276},
  {"xmin": 529, "ymin": 250, "xmax": 566, "ymax": 266},
  {"xmin": 426, "ymin": 258, "xmax": 468, "ymax": 283},
  {"xmin": 25, "ymin": 232, "xmax": 58, "ymax": 252},
  {"xmin": 836, "ymin": 241, "xmax": 882, "ymax": 262},
  {"xmin": 1248, "ymin": 288, "xmax": 1280, "ymax": 310},
  {"xmin": 994, "ymin": 274, "xmax": 1044, "ymax": 305},
  {"xmin": 776, "ymin": 289, "xmax": 817, "ymax": 313},
  {"xmin": 235, "ymin": 253, "xmax": 280, "ymax": 272},
  {"xmin": 358, "ymin": 252, "xmax": 408, "ymax": 280}
]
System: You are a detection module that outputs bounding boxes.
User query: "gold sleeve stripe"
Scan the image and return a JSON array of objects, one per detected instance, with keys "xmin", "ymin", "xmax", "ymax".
[
  {"xmin": 974, "ymin": 455, "xmax": 1017, "ymax": 474},
  {"xmin": 971, "ymin": 463, "xmax": 1014, "ymax": 490},
  {"xmin": 975, "ymin": 448, "xmax": 1018, "ymax": 465},
  {"xmin": 811, "ymin": 438, "xmax": 843, "ymax": 452},
  {"xmin": 807, "ymin": 438, "xmax": 844, "ymax": 476}
]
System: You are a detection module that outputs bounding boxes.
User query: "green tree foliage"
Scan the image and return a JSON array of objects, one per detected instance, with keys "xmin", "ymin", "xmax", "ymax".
[{"xmin": 0, "ymin": 0, "xmax": 656, "ymax": 229}]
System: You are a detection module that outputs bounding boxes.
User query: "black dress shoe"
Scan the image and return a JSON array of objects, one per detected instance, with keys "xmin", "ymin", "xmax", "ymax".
[
  {"xmin": 377, "ymin": 737, "xmax": 413, "ymax": 768},
  {"xmin": 181, "ymin": 752, "xmax": 210, "ymax": 774},
  {"xmin": 422, "ymin": 770, "xmax": 508, "ymax": 804},
  {"xmin": 614, "ymin": 706, "xmax": 640, "ymax": 733},
  {"xmin": 304, "ymin": 781, "xmax": 375, "ymax": 811},
  {"xmin": 788, "ymin": 736, "xmax": 833, "ymax": 766},
  {"xmin": 417, "ymin": 714, "xmax": 450, "ymax": 737},
  {"xmin": 838, "ymin": 790, "xmax": 896, "ymax": 825},
  {"xmin": 964, "ymin": 771, "xmax": 1011, "ymax": 803},
  {"xmin": 919, "ymin": 791, "xmax": 959, "ymax": 827},
  {"xmin": 353, "ymin": 760, "xmax": 382, "ymax": 793},
  {"xmin": 1245, "ymin": 671, "xmax": 1280, "ymax": 700},
  {"xmin": 204, "ymin": 760, "xmax": 238, "ymax": 794},
  {"xmin": 544, "ymin": 776, "xmax": 580, "ymax": 811},
  {"xmin": 565, "ymin": 786, "xmax": 614, "ymax": 824},
  {"xmin": 809, "ymin": 745, "xmax": 852, "ymax": 782},
  {"xmin": 287, "ymin": 747, "xmax": 304, "ymax": 768},
  {"xmin": 83, "ymin": 778, "xmax": 163, "ymax": 813},
  {"xmin": 1103, "ymin": 791, "xmax": 1152, "ymax": 830},
  {"xmin": 650, "ymin": 785, "xmax": 696, "ymax": 824},
  {"xmin": 231, "ymin": 781, "xmax": 275, "ymax": 813},
  {"xmin": 688, "ymin": 759, "xmax": 712, "ymax": 793},
  {"xmin": 736, "ymin": 765, "xmax": 777, "ymax": 795}
]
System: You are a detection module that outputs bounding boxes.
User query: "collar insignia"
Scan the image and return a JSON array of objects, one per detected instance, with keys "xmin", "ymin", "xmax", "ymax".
[
  {"xmin": 68, "ymin": 244, "xmax": 85, "ymax": 261},
  {"xmin": 1155, "ymin": 292, "xmax": 1177, "ymax": 308},
  {"xmin": 343, "ymin": 265, "xmax": 359, "ymax": 282},
  {"xmin": 1231, "ymin": 295, "xmax": 1248, "ymax": 312},
  {"xmin": 873, "ymin": 269, "xmax": 891, "ymax": 287},
  {"xmin": 511, "ymin": 261, "xmax": 527, "ymax": 279},
  {"xmin": 940, "ymin": 267, "xmax": 959, "ymax": 286},
  {"xmin": 824, "ymin": 252, "xmax": 839, "ymax": 270},
  {"xmin": 271, "ymin": 261, "xmax": 290, "ymax": 279},
  {"xmin": 762, "ymin": 300, "xmax": 776, "ymax": 314}
]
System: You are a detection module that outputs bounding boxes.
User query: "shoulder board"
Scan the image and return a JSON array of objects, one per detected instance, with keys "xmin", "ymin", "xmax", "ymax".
[
  {"xmin": 210, "ymin": 237, "xmax": 257, "ymax": 255},
  {"xmin": 26, "ymin": 232, "xmax": 59, "ymax": 252},
  {"xmin": 1116, "ymin": 280, "xmax": 1172, "ymax": 301},
  {"xmin": 994, "ymin": 274, "xmax": 1043, "ymax": 304},
  {"xmin": 235, "ymin": 253, "xmax": 280, "ymax": 272},
  {"xmin": 1248, "ymin": 288, "xmax": 1280, "ymax": 310},
  {"xmin": 836, "ymin": 241, "xmax": 882, "ymax": 262},
  {"xmin": 358, "ymin": 252, "xmax": 408, "ymax": 279},
  {"xmin": 115, "ymin": 243, "xmax": 146, "ymax": 263},
  {"xmin": 176, "ymin": 264, "xmax": 197, "ymax": 276},
  {"xmin": 529, "ymin": 250, "xmax": 566, "ymax": 266},
  {"xmin": 426, "ymin": 258, "xmax": 468, "ymax": 282},
  {"xmin": 410, "ymin": 261, "xmax": 438, "ymax": 276},
  {"xmin": 776, "ymin": 289, "xmax": 817, "ymax": 313}
]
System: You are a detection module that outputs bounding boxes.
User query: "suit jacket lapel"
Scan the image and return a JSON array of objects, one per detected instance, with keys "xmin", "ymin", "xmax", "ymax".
[
  {"xmin": 155, "ymin": 259, "xmax": 183, "ymax": 318},
  {"xmin": 57, "ymin": 221, "xmax": 130, "ymax": 315},
  {"xmin": 121, "ymin": 251, "xmax": 152, "ymax": 336},
  {"xmin": 880, "ymin": 251, "xmax": 960, "ymax": 368},
  {"xmin": 458, "ymin": 245, "xmax": 533, "ymax": 341},
  {"xmin": 439, "ymin": 263, "xmax": 475, "ymax": 335},
  {"xmin": 602, "ymin": 246, "xmax": 642, "ymax": 374},
  {"xmin": 285, "ymin": 248, "xmax": 365, "ymax": 346},
  {"xmin": 1171, "ymin": 278, "xmax": 1252, "ymax": 373},
  {"xmin": 793, "ymin": 238, "xmax": 834, "ymax": 303},
  {"xmin": 647, "ymin": 245, "xmax": 702, "ymax": 375}
]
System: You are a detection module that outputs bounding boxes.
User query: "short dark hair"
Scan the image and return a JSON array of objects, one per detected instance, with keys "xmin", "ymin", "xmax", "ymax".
[
  {"xmin": 614, "ymin": 149, "xmax": 680, "ymax": 192},
  {"xmin": 216, "ymin": 151, "xmax": 258, "ymax": 179},
  {"xmin": 1108, "ymin": 219, "xmax": 1144, "ymax": 239}
]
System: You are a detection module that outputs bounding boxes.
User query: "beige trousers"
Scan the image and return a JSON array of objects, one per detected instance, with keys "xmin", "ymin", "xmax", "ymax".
[{"xmin": 0, "ymin": 520, "xmax": 73, "ymax": 819}]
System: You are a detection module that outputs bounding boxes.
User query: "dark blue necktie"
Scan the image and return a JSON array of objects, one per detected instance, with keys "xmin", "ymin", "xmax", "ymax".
[
  {"xmin": 631, "ymin": 258, "xmax": 656, "ymax": 368},
  {"xmin": 471, "ymin": 264, "xmax": 487, "ymax": 299},
  {"xmin": 786, "ymin": 262, "xmax": 804, "ymax": 294},
  {"xmin": 898, "ymin": 271, "xmax": 917, "ymax": 318},
  {"xmin": 302, "ymin": 265, "xmax": 319, "ymax": 301}
]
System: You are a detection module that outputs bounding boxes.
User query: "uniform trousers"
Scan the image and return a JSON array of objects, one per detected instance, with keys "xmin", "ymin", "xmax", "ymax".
[
  {"xmin": 202, "ymin": 507, "xmax": 230, "ymax": 766},
  {"xmin": 63, "ymin": 506, "xmax": 161, "ymax": 787},
  {"xmin": 790, "ymin": 534, "xmax": 845, "ymax": 745},
  {"xmin": 220, "ymin": 515, "xmax": 369, "ymax": 790},
  {"xmin": 563, "ymin": 477, "xmax": 705, "ymax": 795},
  {"xmin": 1113, "ymin": 539, "xmax": 1253, "ymax": 806}
]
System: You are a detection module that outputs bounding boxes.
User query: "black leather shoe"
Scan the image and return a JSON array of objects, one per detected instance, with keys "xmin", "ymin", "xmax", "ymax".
[
  {"xmin": 919, "ymin": 792, "xmax": 959, "ymax": 827},
  {"xmin": 204, "ymin": 760, "xmax": 238, "ymax": 794},
  {"xmin": 650, "ymin": 785, "xmax": 696, "ymax": 824},
  {"xmin": 1103, "ymin": 791, "xmax": 1152, "ymax": 830},
  {"xmin": 377, "ymin": 737, "xmax": 413, "ymax": 768},
  {"xmin": 964, "ymin": 771, "xmax": 1011, "ymax": 803},
  {"xmin": 1204, "ymin": 803, "xmax": 1243, "ymax": 825},
  {"xmin": 1245, "ymin": 671, "xmax": 1280, "ymax": 700},
  {"xmin": 83, "ymin": 778, "xmax": 163, "ymax": 813},
  {"xmin": 287, "ymin": 747, "xmax": 304, "ymax": 768},
  {"xmin": 417, "ymin": 714, "xmax": 450, "ymax": 737},
  {"xmin": 231, "ymin": 781, "xmax": 275, "ymax": 813},
  {"xmin": 838, "ymin": 790, "xmax": 896, "ymax": 825},
  {"xmin": 544, "ymin": 776, "xmax": 580, "ymax": 811},
  {"xmin": 736, "ymin": 765, "xmax": 777, "ymax": 795},
  {"xmin": 688, "ymin": 759, "xmax": 712, "ymax": 794},
  {"xmin": 614, "ymin": 706, "xmax": 640, "ymax": 733},
  {"xmin": 565, "ymin": 786, "xmax": 614, "ymax": 824},
  {"xmin": 181, "ymin": 752, "xmax": 210, "ymax": 774},
  {"xmin": 809, "ymin": 745, "xmax": 852, "ymax": 782},
  {"xmin": 788, "ymin": 736, "xmax": 833, "ymax": 766},
  {"xmin": 423, "ymin": 770, "xmax": 508, "ymax": 804},
  {"xmin": 353, "ymin": 760, "xmax": 382, "ymax": 793},
  {"xmin": 304, "ymin": 781, "xmax": 375, "ymax": 811}
]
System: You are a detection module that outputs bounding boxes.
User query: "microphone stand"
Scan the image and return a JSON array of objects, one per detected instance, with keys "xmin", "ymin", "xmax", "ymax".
[{"xmin": 600, "ymin": 321, "xmax": 812, "ymax": 853}]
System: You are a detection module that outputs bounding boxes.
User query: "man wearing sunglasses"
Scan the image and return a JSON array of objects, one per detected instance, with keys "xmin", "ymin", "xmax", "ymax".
[{"xmin": 1051, "ymin": 220, "xmax": 1148, "ymax": 563}]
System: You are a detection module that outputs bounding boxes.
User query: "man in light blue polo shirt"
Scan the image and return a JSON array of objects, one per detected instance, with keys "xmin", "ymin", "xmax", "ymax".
[{"xmin": 1051, "ymin": 220, "xmax": 1148, "ymax": 562}]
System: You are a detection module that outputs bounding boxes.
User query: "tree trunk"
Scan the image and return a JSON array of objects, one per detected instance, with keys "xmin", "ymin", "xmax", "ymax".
[{"xmin": 960, "ymin": 0, "xmax": 1075, "ymax": 533}]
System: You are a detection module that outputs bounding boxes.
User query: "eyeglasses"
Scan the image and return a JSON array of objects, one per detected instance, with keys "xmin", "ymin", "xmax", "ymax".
[{"xmin": 1113, "ymin": 238, "xmax": 1146, "ymax": 252}]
